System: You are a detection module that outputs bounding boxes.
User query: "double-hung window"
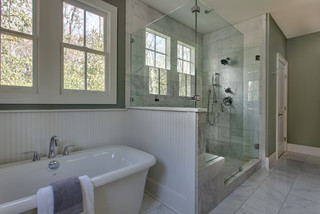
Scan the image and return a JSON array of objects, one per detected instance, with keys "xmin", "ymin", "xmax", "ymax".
[
  {"xmin": 0, "ymin": 0, "xmax": 117, "ymax": 104},
  {"xmin": 145, "ymin": 28, "xmax": 170, "ymax": 95},
  {"xmin": 62, "ymin": 0, "xmax": 106, "ymax": 92},
  {"xmin": 177, "ymin": 41, "xmax": 194, "ymax": 97},
  {"xmin": 0, "ymin": 0, "xmax": 37, "ymax": 89}
]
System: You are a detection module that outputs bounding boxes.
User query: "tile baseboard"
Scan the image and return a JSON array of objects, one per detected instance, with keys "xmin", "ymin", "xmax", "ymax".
[
  {"xmin": 264, "ymin": 152, "xmax": 277, "ymax": 169},
  {"xmin": 287, "ymin": 143, "xmax": 320, "ymax": 157}
]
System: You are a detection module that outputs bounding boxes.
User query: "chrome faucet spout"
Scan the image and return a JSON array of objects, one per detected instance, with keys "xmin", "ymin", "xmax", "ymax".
[{"xmin": 48, "ymin": 136, "xmax": 59, "ymax": 158}]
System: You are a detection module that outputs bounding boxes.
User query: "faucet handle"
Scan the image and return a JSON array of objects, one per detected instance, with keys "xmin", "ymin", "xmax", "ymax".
[
  {"xmin": 63, "ymin": 145, "xmax": 75, "ymax": 156},
  {"xmin": 24, "ymin": 151, "xmax": 41, "ymax": 161},
  {"xmin": 51, "ymin": 136, "xmax": 59, "ymax": 146}
]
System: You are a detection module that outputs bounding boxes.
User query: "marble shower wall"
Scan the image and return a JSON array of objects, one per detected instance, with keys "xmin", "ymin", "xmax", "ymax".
[{"xmin": 130, "ymin": 13, "xmax": 203, "ymax": 107}]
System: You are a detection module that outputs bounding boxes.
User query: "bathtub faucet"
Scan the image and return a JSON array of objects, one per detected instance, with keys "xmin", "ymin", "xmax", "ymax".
[{"xmin": 48, "ymin": 136, "xmax": 59, "ymax": 158}]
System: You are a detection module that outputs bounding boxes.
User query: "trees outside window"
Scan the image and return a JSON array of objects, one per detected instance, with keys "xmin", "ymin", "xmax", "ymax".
[
  {"xmin": 0, "ymin": 0, "xmax": 34, "ymax": 87},
  {"xmin": 145, "ymin": 29, "xmax": 170, "ymax": 95},
  {"xmin": 62, "ymin": 1, "xmax": 106, "ymax": 92},
  {"xmin": 177, "ymin": 42, "xmax": 194, "ymax": 97}
]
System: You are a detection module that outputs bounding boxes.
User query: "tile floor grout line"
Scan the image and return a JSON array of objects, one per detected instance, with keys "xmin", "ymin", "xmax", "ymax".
[
  {"xmin": 276, "ymin": 154, "xmax": 309, "ymax": 214},
  {"xmin": 233, "ymin": 168, "xmax": 272, "ymax": 214}
]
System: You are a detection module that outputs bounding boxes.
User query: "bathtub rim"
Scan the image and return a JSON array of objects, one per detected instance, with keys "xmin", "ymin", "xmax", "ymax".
[{"xmin": 0, "ymin": 145, "xmax": 156, "ymax": 214}]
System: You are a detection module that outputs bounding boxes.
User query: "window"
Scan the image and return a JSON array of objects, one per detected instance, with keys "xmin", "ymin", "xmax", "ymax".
[
  {"xmin": 145, "ymin": 28, "xmax": 170, "ymax": 95},
  {"xmin": 0, "ymin": 0, "xmax": 36, "ymax": 88},
  {"xmin": 177, "ymin": 42, "xmax": 194, "ymax": 97},
  {"xmin": 248, "ymin": 80, "xmax": 259, "ymax": 102},
  {"xmin": 0, "ymin": 0, "xmax": 117, "ymax": 104},
  {"xmin": 62, "ymin": 0, "xmax": 106, "ymax": 92}
]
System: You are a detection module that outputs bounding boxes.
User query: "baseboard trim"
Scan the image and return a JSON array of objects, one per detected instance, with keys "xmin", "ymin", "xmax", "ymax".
[
  {"xmin": 287, "ymin": 143, "xmax": 320, "ymax": 157},
  {"xmin": 264, "ymin": 152, "xmax": 277, "ymax": 169}
]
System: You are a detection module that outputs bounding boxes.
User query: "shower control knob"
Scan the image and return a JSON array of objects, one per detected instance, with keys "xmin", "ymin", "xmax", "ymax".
[{"xmin": 225, "ymin": 87, "xmax": 232, "ymax": 93}]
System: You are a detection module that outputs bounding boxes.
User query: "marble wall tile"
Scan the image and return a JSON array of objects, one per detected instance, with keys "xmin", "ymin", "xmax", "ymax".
[{"xmin": 198, "ymin": 157, "xmax": 225, "ymax": 214}]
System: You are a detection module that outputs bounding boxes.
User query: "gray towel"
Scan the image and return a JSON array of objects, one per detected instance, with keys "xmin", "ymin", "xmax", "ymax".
[{"xmin": 50, "ymin": 177, "xmax": 83, "ymax": 214}]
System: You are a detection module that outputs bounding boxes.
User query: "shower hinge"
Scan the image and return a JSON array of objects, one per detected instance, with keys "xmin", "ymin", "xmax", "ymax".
[
  {"xmin": 254, "ymin": 144, "xmax": 260, "ymax": 150},
  {"xmin": 191, "ymin": 95, "xmax": 200, "ymax": 101},
  {"xmin": 284, "ymin": 137, "xmax": 287, "ymax": 141}
]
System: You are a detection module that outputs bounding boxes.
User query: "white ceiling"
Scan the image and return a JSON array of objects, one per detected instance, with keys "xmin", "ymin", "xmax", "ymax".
[{"xmin": 140, "ymin": 0, "xmax": 320, "ymax": 38}]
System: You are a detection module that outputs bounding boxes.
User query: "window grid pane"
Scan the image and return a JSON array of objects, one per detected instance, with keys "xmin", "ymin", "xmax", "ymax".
[
  {"xmin": 156, "ymin": 53, "xmax": 166, "ymax": 69},
  {"xmin": 149, "ymin": 67, "xmax": 159, "ymax": 95},
  {"xmin": 156, "ymin": 36, "xmax": 166, "ymax": 54},
  {"xmin": 177, "ymin": 44, "xmax": 182, "ymax": 59},
  {"xmin": 86, "ymin": 11, "xmax": 104, "ymax": 51},
  {"xmin": 1, "ymin": 34, "xmax": 33, "ymax": 87},
  {"xmin": 146, "ymin": 50, "xmax": 155, "ymax": 67},
  {"xmin": 183, "ymin": 46, "xmax": 191, "ymax": 61},
  {"xmin": 64, "ymin": 47, "xmax": 85, "ymax": 90},
  {"xmin": 146, "ymin": 32, "xmax": 155, "ymax": 50},
  {"xmin": 177, "ymin": 59, "xmax": 183, "ymax": 73},
  {"xmin": 1, "ymin": 0, "xmax": 33, "ymax": 35},
  {"xmin": 179, "ymin": 73, "xmax": 186, "ymax": 97},
  {"xmin": 87, "ymin": 53, "xmax": 105, "ymax": 91},
  {"xmin": 186, "ymin": 75, "xmax": 191, "ymax": 97},
  {"xmin": 159, "ymin": 69, "xmax": 167, "ymax": 95},
  {"xmin": 63, "ymin": 2, "xmax": 84, "ymax": 46}
]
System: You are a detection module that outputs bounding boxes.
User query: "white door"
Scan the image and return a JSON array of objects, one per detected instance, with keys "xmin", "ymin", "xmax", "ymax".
[{"xmin": 276, "ymin": 53, "xmax": 288, "ymax": 159}]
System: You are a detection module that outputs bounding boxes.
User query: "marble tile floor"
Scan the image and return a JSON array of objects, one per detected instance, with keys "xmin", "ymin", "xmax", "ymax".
[
  {"xmin": 210, "ymin": 151, "xmax": 320, "ymax": 214},
  {"xmin": 140, "ymin": 192, "xmax": 177, "ymax": 214}
]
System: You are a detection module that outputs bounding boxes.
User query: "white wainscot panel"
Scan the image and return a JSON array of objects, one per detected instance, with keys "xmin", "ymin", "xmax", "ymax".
[
  {"xmin": 0, "ymin": 110, "xmax": 128, "ymax": 164},
  {"xmin": 127, "ymin": 109, "xmax": 197, "ymax": 214}
]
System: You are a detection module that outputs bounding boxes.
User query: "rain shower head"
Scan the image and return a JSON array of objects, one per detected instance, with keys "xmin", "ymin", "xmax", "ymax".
[{"xmin": 221, "ymin": 57, "xmax": 230, "ymax": 65}]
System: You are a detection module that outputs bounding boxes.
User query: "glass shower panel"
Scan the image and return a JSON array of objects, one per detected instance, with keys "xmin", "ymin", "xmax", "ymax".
[
  {"xmin": 198, "ymin": 3, "xmax": 246, "ymax": 181},
  {"xmin": 130, "ymin": 1, "xmax": 204, "ymax": 108}
]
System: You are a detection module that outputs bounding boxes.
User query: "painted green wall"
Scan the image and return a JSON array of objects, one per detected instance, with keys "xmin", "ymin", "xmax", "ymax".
[
  {"xmin": 0, "ymin": 0, "xmax": 126, "ymax": 110},
  {"xmin": 266, "ymin": 14, "xmax": 287, "ymax": 156},
  {"xmin": 287, "ymin": 32, "xmax": 320, "ymax": 148}
]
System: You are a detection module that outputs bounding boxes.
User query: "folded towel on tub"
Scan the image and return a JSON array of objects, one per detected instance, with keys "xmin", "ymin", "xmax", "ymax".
[{"xmin": 37, "ymin": 175, "xmax": 94, "ymax": 214}]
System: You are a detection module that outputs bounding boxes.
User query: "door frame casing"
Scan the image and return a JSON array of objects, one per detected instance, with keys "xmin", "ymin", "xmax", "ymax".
[{"xmin": 276, "ymin": 53, "xmax": 288, "ymax": 160}]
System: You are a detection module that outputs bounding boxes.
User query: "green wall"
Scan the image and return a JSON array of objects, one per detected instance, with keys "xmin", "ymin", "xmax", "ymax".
[
  {"xmin": 0, "ymin": 0, "xmax": 126, "ymax": 110},
  {"xmin": 266, "ymin": 14, "xmax": 287, "ymax": 156},
  {"xmin": 287, "ymin": 32, "xmax": 320, "ymax": 148}
]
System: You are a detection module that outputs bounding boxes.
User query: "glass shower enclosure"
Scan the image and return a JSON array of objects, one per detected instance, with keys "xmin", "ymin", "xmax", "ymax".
[{"xmin": 130, "ymin": 0, "xmax": 259, "ymax": 183}]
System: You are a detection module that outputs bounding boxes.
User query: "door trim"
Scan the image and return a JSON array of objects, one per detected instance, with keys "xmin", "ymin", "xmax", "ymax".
[{"xmin": 276, "ymin": 53, "xmax": 288, "ymax": 160}]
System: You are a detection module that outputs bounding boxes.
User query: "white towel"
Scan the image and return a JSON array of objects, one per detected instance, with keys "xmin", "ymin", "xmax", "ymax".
[
  {"xmin": 79, "ymin": 175, "xmax": 94, "ymax": 214},
  {"xmin": 37, "ymin": 186, "xmax": 54, "ymax": 214}
]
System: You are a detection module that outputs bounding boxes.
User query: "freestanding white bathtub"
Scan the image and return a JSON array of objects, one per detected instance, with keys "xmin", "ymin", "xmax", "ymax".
[{"xmin": 0, "ymin": 145, "xmax": 156, "ymax": 214}]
